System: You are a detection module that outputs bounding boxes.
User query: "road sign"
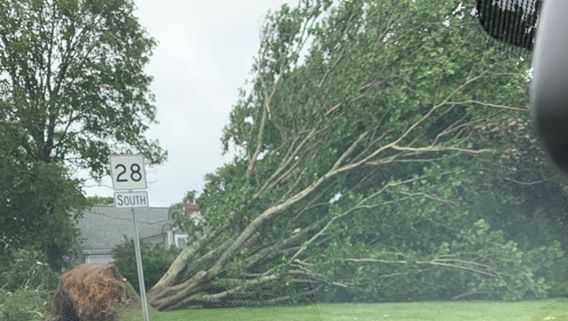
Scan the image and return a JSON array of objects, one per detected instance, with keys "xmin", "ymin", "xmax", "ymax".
[
  {"xmin": 114, "ymin": 191, "xmax": 149, "ymax": 208},
  {"xmin": 110, "ymin": 154, "xmax": 147, "ymax": 190},
  {"xmin": 109, "ymin": 154, "xmax": 150, "ymax": 321}
]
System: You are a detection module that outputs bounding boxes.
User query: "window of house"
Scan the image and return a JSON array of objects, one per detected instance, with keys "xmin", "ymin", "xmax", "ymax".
[{"xmin": 174, "ymin": 234, "xmax": 189, "ymax": 248}]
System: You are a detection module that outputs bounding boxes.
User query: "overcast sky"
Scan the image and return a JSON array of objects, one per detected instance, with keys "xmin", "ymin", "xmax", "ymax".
[{"xmin": 84, "ymin": 1, "xmax": 291, "ymax": 206}]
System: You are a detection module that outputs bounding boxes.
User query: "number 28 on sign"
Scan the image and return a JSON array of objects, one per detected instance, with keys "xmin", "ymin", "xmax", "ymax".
[{"xmin": 110, "ymin": 155, "xmax": 147, "ymax": 190}]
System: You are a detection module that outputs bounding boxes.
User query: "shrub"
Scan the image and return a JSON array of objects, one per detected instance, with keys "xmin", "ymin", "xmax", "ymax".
[
  {"xmin": 0, "ymin": 289, "xmax": 48, "ymax": 321},
  {"xmin": 112, "ymin": 240, "xmax": 179, "ymax": 293},
  {"xmin": 0, "ymin": 248, "xmax": 58, "ymax": 292},
  {"xmin": 547, "ymin": 259, "xmax": 568, "ymax": 297}
]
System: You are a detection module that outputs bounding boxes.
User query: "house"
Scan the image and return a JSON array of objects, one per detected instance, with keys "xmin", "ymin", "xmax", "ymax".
[
  {"xmin": 182, "ymin": 201, "xmax": 204, "ymax": 226},
  {"xmin": 77, "ymin": 205, "xmax": 192, "ymax": 264}
]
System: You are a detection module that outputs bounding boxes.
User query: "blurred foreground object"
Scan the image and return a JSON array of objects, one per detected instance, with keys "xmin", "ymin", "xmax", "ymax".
[
  {"xmin": 476, "ymin": 0, "xmax": 541, "ymax": 51},
  {"xmin": 476, "ymin": 0, "xmax": 568, "ymax": 174}
]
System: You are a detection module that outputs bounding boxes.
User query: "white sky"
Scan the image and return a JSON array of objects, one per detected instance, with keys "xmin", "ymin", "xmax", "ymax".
[{"xmin": 84, "ymin": 0, "xmax": 292, "ymax": 206}]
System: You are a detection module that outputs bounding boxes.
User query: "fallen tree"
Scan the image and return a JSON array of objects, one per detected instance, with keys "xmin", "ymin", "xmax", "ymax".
[
  {"xmin": 148, "ymin": 0, "xmax": 564, "ymax": 310},
  {"xmin": 52, "ymin": 264, "xmax": 134, "ymax": 321}
]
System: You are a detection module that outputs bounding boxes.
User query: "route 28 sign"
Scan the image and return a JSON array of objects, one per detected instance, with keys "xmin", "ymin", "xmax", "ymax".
[{"xmin": 109, "ymin": 155, "xmax": 147, "ymax": 190}]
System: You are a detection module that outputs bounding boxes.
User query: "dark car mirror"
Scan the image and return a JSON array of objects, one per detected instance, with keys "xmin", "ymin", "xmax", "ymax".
[
  {"xmin": 531, "ymin": 1, "xmax": 568, "ymax": 174},
  {"xmin": 475, "ymin": 0, "xmax": 568, "ymax": 174}
]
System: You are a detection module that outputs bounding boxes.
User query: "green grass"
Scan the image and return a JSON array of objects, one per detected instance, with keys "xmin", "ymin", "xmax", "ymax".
[{"xmin": 120, "ymin": 299, "xmax": 568, "ymax": 321}]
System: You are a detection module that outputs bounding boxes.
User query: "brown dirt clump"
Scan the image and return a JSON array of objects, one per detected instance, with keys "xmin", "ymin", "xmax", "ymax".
[{"xmin": 52, "ymin": 264, "xmax": 134, "ymax": 321}]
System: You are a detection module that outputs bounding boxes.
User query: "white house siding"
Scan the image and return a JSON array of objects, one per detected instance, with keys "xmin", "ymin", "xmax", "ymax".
[
  {"xmin": 85, "ymin": 254, "xmax": 113, "ymax": 264},
  {"xmin": 78, "ymin": 206, "xmax": 173, "ymax": 264}
]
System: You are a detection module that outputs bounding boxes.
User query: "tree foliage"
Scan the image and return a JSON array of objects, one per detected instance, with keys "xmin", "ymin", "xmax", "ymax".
[
  {"xmin": 0, "ymin": 154, "xmax": 85, "ymax": 269},
  {"xmin": 147, "ymin": 0, "xmax": 565, "ymax": 309},
  {"xmin": 112, "ymin": 240, "xmax": 179, "ymax": 294},
  {"xmin": 0, "ymin": 0, "xmax": 165, "ymax": 270},
  {"xmin": 86, "ymin": 195, "xmax": 113, "ymax": 206},
  {"xmin": 0, "ymin": 0, "xmax": 165, "ymax": 175}
]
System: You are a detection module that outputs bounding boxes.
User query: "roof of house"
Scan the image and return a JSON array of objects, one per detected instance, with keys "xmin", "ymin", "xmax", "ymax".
[{"xmin": 78, "ymin": 206, "xmax": 172, "ymax": 254}]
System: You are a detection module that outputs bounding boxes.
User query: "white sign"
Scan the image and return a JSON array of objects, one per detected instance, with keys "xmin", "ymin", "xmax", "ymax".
[
  {"xmin": 109, "ymin": 155, "xmax": 151, "ymax": 321},
  {"xmin": 110, "ymin": 154, "xmax": 147, "ymax": 190},
  {"xmin": 114, "ymin": 191, "xmax": 149, "ymax": 208}
]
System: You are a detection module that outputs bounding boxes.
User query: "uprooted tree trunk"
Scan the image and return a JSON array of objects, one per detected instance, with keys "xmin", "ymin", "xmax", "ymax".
[
  {"xmin": 52, "ymin": 264, "xmax": 135, "ymax": 321},
  {"xmin": 148, "ymin": 0, "xmax": 532, "ymax": 310}
]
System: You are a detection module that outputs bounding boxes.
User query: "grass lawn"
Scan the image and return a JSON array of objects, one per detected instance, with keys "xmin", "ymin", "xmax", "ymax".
[{"xmin": 120, "ymin": 299, "xmax": 568, "ymax": 321}]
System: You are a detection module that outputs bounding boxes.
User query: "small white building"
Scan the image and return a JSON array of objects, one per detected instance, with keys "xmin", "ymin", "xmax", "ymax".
[{"xmin": 77, "ymin": 205, "xmax": 191, "ymax": 264}]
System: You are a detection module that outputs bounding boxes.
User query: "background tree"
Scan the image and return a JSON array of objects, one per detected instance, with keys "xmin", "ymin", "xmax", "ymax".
[
  {"xmin": 86, "ymin": 196, "xmax": 114, "ymax": 206},
  {"xmin": 112, "ymin": 239, "xmax": 179, "ymax": 294},
  {"xmin": 147, "ymin": 0, "xmax": 565, "ymax": 310},
  {"xmin": 0, "ymin": 134, "xmax": 85, "ymax": 270},
  {"xmin": 0, "ymin": 0, "xmax": 165, "ymax": 270}
]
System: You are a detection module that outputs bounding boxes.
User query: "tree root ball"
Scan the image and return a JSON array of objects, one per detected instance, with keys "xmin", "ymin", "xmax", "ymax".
[{"xmin": 52, "ymin": 264, "xmax": 135, "ymax": 321}]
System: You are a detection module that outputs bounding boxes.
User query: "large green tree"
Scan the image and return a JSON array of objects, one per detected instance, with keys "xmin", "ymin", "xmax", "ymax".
[
  {"xmin": 0, "ymin": 0, "xmax": 165, "ymax": 173},
  {"xmin": 146, "ymin": 0, "xmax": 564, "ymax": 310},
  {"xmin": 0, "ymin": 135, "xmax": 85, "ymax": 270},
  {"xmin": 0, "ymin": 0, "xmax": 165, "ymax": 270}
]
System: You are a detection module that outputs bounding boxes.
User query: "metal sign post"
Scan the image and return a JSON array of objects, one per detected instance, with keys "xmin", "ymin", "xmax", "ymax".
[
  {"xmin": 131, "ymin": 207, "xmax": 150, "ymax": 321},
  {"xmin": 110, "ymin": 155, "xmax": 151, "ymax": 321}
]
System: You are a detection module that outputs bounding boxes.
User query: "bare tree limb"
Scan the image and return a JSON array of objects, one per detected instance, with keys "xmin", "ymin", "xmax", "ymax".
[{"xmin": 447, "ymin": 100, "xmax": 527, "ymax": 112}]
